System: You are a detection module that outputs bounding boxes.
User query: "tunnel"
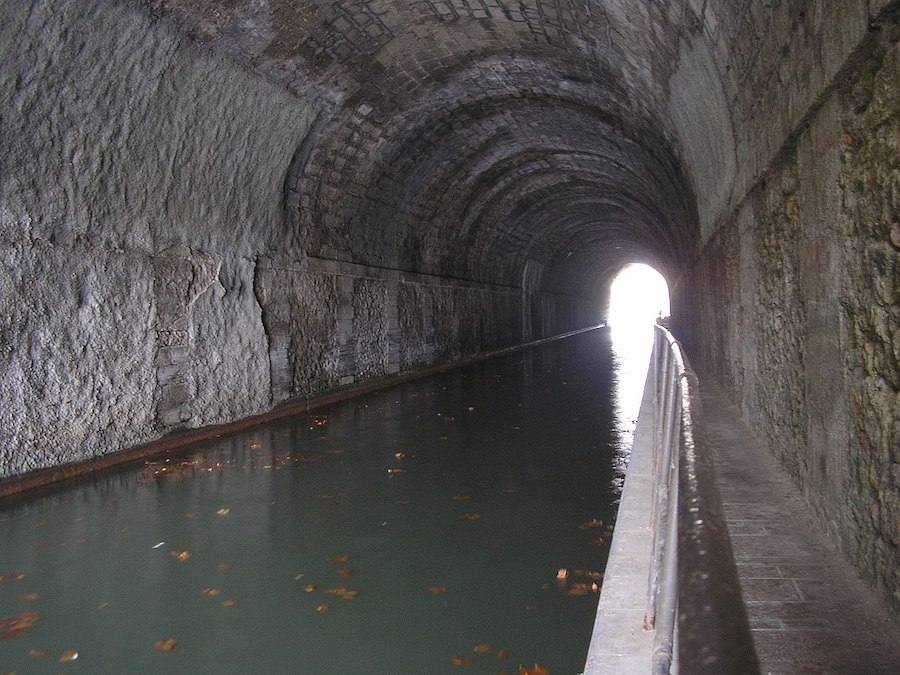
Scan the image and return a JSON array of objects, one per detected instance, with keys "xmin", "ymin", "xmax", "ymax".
[{"xmin": 1, "ymin": 0, "xmax": 899, "ymax": 660}]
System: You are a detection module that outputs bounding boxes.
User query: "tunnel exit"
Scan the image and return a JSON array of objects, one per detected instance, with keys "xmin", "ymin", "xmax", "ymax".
[{"xmin": 606, "ymin": 264, "xmax": 671, "ymax": 457}]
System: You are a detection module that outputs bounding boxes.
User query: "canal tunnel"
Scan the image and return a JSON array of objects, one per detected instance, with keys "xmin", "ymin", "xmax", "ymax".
[{"xmin": 1, "ymin": 0, "xmax": 898, "ymax": 624}]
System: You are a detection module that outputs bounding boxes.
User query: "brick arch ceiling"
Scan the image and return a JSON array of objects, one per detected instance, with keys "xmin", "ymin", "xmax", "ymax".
[{"xmin": 148, "ymin": 0, "xmax": 711, "ymax": 299}]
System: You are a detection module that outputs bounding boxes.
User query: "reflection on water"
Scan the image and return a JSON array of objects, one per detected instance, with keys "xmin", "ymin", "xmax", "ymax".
[
  {"xmin": 0, "ymin": 330, "xmax": 639, "ymax": 673},
  {"xmin": 609, "ymin": 320, "xmax": 656, "ymax": 489}
]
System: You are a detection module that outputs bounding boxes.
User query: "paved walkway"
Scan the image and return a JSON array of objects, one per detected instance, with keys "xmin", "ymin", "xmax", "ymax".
[
  {"xmin": 700, "ymin": 380, "xmax": 900, "ymax": 675},
  {"xmin": 585, "ymin": 374, "xmax": 900, "ymax": 674}
]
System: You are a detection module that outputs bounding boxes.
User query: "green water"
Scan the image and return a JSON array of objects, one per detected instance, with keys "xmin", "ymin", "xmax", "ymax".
[{"xmin": 0, "ymin": 329, "xmax": 638, "ymax": 673}]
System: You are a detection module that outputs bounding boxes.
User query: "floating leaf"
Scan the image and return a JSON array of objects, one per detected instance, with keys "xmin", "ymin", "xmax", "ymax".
[
  {"xmin": 496, "ymin": 649, "xmax": 509, "ymax": 660},
  {"xmin": 573, "ymin": 569, "xmax": 604, "ymax": 581},
  {"xmin": 303, "ymin": 584, "xmax": 317, "ymax": 593},
  {"xmin": 184, "ymin": 512, "xmax": 200, "ymax": 519},
  {"xmin": 201, "ymin": 588, "xmax": 221, "ymax": 597},
  {"xmin": 337, "ymin": 568, "xmax": 353, "ymax": 577},
  {"xmin": 316, "ymin": 604, "xmax": 330, "ymax": 613},
  {"xmin": 324, "ymin": 587, "xmax": 358, "ymax": 600},
  {"xmin": 462, "ymin": 513, "xmax": 481, "ymax": 521},
  {"xmin": 566, "ymin": 583, "xmax": 598, "ymax": 597},
  {"xmin": 170, "ymin": 550, "xmax": 191, "ymax": 562},
  {"xmin": 1, "ymin": 611, "xmax": 40, "ymax": 639},
  {"xmin": 29, "ymin": 649, "xmax": 51, "ymax": 657},
  {"xmin": 0, "ymin": 573, "xmax": 25, "ymax": 583},
  {"xmin": 579, "ymin": 518, "xmax": 603, "ymax": 530},
  {"xmin": 452, "ymin": 495, "xmax": 471, "ymax": 502},
  {"xmin": 396, "ymin": 500, "xmax": 410, "ymax": 507},
  {"xmin": 154, "ymin": 638, "xmax": 178, "ymax": 651},
  {"xmin": 451, "ymin": 655, "xmax": 473, "ymax": 666},
  {"xmin": 221, "ymin": 600, "xmax": 238, "ymax": 608},
  {"xmin": 394, "ymin": 452, "xmax": 406, "ymax": 460},
  {"xmin": 556, "ymin": 568, "xmax": 568, "ymax": 580},
  {"xmin": 320, "ymin": 494, "xmax": 335, "ymax": 500},
  {"xmin": 473, "ymin": 643, "xmax": 491, "ymax": 653},
  {"xmin": 387, "ymin": 468, "xmax": 406, "ymax": 475},
  {"xmin": 217, "ymin": 563, "xmax": 233, "ymax": 571},
  {"xmin": 519, "ymin": 665, "xmax": 549, "ymax": 675},
  {"xmin": 427, "ymin": 586, "xmax": 447, "ymax": 594},
  {"xmin": 216, "ymin": 508, "xmax": 230, "ymax": 516},
  {"xmin": 59, "ymin": 650, "xmax": 79, "ymax": 662},
  {"xmin": 15, "ymin": 593, "xmax": 39, "ymax": 602},
  {"xmin": 327, "ymin": 555, "xmax": 350, "ymax": 563}
]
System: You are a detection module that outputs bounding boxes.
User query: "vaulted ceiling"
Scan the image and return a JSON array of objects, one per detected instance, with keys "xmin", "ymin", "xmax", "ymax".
[{"xmin": 142, "ymin": 0, "xmax": 788, "ymax": 298}]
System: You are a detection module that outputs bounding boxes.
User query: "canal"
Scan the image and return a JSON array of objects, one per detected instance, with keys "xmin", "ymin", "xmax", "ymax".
[{"xmin": 0, "ymin": 326, "xmax": 649, "ymax": 673}]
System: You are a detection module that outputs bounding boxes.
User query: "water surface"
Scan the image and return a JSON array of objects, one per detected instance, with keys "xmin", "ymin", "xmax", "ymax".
[{"xmin": 1, "ymin": 328, "xmax": 643, "ymax": 673}]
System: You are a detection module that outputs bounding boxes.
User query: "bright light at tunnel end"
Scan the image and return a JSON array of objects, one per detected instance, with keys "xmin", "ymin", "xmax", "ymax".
[{"xmin": 607, "ymin": 263, "xmax": 670, "ymax": 329}]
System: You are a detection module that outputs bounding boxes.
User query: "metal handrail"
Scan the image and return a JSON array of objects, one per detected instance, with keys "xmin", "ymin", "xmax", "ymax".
[{"xmin": 644, "ymin": 324, "xmax": 759, "ymax": 674}]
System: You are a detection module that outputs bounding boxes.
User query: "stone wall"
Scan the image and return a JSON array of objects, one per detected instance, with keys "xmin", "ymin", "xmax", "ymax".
[
  {"xmin": 0, "ymin": 1, "xmax": 534, "ymax": 480},
  {"xmin": 678, "ymin": 11, "xmax": 900, "ymax": 612}
]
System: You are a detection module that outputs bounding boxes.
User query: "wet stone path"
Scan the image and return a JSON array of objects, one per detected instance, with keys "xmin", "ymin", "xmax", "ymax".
[{"xmin": 701, "ymin": 381, "xmax": 900, "ymax": 675}]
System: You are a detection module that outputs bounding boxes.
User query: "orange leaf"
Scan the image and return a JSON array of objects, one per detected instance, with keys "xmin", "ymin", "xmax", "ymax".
[
  {"xmin": 0, "ymin": 573, "xmax": 25, "ymax": 583},
  {"xmin": 58, "ymin": 650, "xmax": 79, "ymax": 663},
  {"xmin": 473, "ymin": 643, "xmax": 491, "ymax": 653},
  {"xmin": 217, "ymin": 562, "xmax": 233, "ymax": 570},
  {"xmin": 29, "ymin": 649, "xmax": 51, "ymax": 658},
  {"xmin": 221, "ymin": 600, "xmax": 238, "ymax": 607},
  {"xmin": 1, "ymin": 611, "xmax": 40, "ymax": 639},
  {"xmin": 566, "ymin": 583, "xmax": 596, "ymax": 597},
  {"xmin": 496, "ymin": 649, "xmax": 509, "ymax": 660},
  {"xmin": 519, "ymin": 665, "xmax": 549, "ymax": 675},
  {"xmin": 316, "ymin": 604, "xmax": 330, "ymax": 613},
  {"xmin": 15, "ymin": 593, "xmax": 39, "ymax": 602},
  {"xmin": 170, "ymin": 550, "xmax": 191, "ymax": 562},
  {"xmin": 452, "ymin": 495, "xmax": 471, "ymax": 502},
  {"xmin": 304, "ymin": 584, "xmax": 317, "ymax": 593},
  {"xmin": 463, "ymin": 513, "xmax": 481, "ymax": 521},
  {"xmin": 327, "ymin": 555, "xmax": 350, "ymax": 563},
  {"xmin": 201, "ymin": 588, "xmax": 221, "ymax": 597},
  {"xmin": 154, "ymin": 638, "xmax": 177, "ymax": 651},
  {"xmin": 427, "ymin": 586, "xmax": 447, "ymax": 594},
  {"xmin": 324, "ymin": 587, "xmax": 358, "ymax": 600},
  {"xmin": 579, "ymin": 518, "xmax": 603, "ymax": 530},
  {"xmin": 394, "ymin": 452, "xmax": 406, "ymax": 460},
  {"xmin": 337, "ymin": 568, "xmax": 353, "ymax": 577},
  {"xmin": 451, "ymin": 655, "xmax": 473, "ymax": 666}
]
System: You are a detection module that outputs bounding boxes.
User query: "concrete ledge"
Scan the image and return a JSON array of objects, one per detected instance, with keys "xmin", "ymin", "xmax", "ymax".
[{"xmin": 583, "ymin": 371, "xmax": 656, "ymax": 674}]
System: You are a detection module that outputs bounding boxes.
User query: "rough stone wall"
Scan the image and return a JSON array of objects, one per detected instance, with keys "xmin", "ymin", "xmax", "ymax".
[
  {"xmin": 1, "ymin": 1, "xmax": 531, "ymax": 480},
  {"xmin": 839, "ymin": 16, "xmax": 900, "ymax": 611},
  {"xmin": 678, "ymin": 11, "xmax": 900, "ymax": 612},
  {"xmin": 0, "ymin": 0, "xmax": 310, "ymax": 478}
]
